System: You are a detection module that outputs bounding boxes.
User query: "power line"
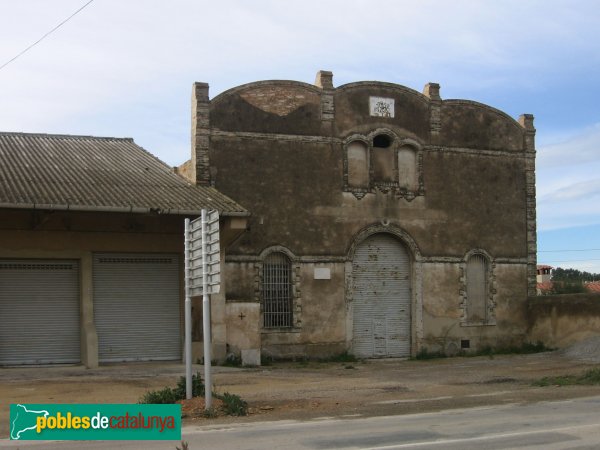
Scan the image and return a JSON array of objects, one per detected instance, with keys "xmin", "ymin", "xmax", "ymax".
[
  {"xmin": 539, "ymin": 248, "xmax": 600, "ymax": 252},
  {"xmin": 540, "ymin": 259, "xmax": 600, "ymax": 263},
  {"xmin": 0, "ymin": 0, "xmax": 95, "ymax": 72}
]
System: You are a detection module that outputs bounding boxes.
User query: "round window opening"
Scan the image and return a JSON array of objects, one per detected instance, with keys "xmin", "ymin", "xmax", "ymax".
[{"xmin": 373, "ymin": 134, "xmax": 392, "ymax": 148}]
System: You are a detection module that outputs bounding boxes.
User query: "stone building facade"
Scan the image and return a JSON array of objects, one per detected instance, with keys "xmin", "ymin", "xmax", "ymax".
[{"xmin": 179, "ymin": 71, "xmax": 537, "ymax": 361}]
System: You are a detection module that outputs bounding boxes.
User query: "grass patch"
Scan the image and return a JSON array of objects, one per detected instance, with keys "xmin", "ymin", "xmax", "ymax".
[
  {"xmin": 472, "ymin": 342, "xmax": 553, "ymax": 357},
  {"xmin": 412, "ymin": 342, "xmax": 553, "ymax": 361},
  {"xmin": 264, "ymin": 352, "xmax": 360, "ymax": 365},
  {"xmin": 324, "ymin": 351, "xmax": 359, "ymax": 363},
  {"xmin": 412, "ymin": 348, "xmax": 447, "ymax": 360},
  {"xmin": 533, "ymin": 368, "xmax": 600, "ymax": 387}
]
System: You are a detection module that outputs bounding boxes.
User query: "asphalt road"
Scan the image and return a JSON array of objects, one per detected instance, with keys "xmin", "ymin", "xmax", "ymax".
[{"xmin": 3, "ymin": 395, "xmax": 600, "ymax": 450}]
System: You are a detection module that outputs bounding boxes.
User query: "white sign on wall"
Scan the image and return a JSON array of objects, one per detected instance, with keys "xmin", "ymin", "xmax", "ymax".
[{"xmin": 369, "ymin": 96, "xmax": 395, "ymax": 118}]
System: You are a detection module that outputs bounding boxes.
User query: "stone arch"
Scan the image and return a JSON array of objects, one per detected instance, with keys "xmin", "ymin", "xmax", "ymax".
[
  {"xmin": 345, "ymin": 224, "xmax": 423, "ymax": 357},
  {"xmin": 460, "ymin": 248, "xmax": 496, "ymax": 326},
  {"xmin": 256, "ymin": 245, "xmax": 301, "ymax": 328},
  {"xmin": 258, "ymin": 244, "xmax": 297, "ymax": 261},
  {"xmin": 347, "ymin": 223, "xmax": 421, "ymax": 263}
]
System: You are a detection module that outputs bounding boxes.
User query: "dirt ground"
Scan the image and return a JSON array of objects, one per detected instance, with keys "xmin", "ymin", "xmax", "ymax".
[{"xmin": 2, "ymin": 351, "xmax": 600, "ymax": 438}]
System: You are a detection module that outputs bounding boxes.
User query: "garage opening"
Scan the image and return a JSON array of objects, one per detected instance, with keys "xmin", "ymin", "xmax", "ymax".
[
  {"xmin": 352, "ymin": 234, "xmax": 411, "ymax": 358},
  {"xmin": 0, "ymin": 259, "xmax": 80, "ymax": 365},
  {"xmin": 93, "ymin": 253, "xmax": 181, "ymax": 362}
]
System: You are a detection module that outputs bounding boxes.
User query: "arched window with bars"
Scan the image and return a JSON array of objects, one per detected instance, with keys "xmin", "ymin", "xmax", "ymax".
[{"xmin": 262, "ymin": 252, "xmax": 293, "ymax": 328}]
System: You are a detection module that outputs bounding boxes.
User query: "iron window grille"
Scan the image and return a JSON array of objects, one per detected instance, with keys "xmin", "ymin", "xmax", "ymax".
[{"xmin": 262, "ymin": 252, "xmax": 293, "ymax": 328}]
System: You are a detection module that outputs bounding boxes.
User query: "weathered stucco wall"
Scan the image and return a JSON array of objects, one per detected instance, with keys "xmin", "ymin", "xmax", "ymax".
[
  {"xmin": 528, "ymin": 294, "xmax": 600, "ymax": 348},
  {"xmin": 421, "ymin": 262, "xmax": 528, "ymax": 353},
  {"xmin": 193, "ymin": 73, "xmax": 535, "ymax": 358}
]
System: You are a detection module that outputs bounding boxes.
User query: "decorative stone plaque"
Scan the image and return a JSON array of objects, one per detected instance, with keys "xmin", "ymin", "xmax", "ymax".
[{"xmin": 369, "ymin": 97, "xmax": 394, "ymax": 118}]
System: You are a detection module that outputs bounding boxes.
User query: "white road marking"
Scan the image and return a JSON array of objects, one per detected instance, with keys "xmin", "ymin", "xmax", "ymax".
[
  {"xmin": 366, "ymin": 422, "xmax": 600, "ymax": 449},
  {"xmin": 374, "ymin": 396, "xmax": 453, "ymax": 405}
]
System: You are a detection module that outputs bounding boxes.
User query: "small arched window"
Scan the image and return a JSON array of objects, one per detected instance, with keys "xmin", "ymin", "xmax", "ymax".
[
  {"xmin": 372, "ymin": 133, "xmax": 395, "ymax": 182},
  {"xmin": 262, "ymin": 252, "xmax": 293, "ymax": 328},
  {"xmin": 373, "ymin": 134, "xmax": 392, "ymax": 148},
  {"xmin": 466, "ymin": 254, "xmax": 489, "ymax": 323},
  {"xmin": 397, "ymin": 145, "xmax": 417, "ymax": 190},
  {"xmin": 347, "ymin": 141, "xmax": 369, "ymax": 188}
]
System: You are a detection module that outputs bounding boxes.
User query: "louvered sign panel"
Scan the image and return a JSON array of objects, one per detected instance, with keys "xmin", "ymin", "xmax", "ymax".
[{"xmin": 189, "ymin": 210, "xmax": 220, "ymax": 296}]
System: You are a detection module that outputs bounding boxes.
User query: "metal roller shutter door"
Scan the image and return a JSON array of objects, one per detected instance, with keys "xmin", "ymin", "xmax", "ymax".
[
  {"xmin": 352, "ymin": 234, "xmax": 411, "ymax": 358},
  {"xmin": 0, "ymin": 259, "xmax": 80, "ymax": 365},
  {"xmin": 93, "ymin": 253, "xmax": 181, "ymax": 362}
]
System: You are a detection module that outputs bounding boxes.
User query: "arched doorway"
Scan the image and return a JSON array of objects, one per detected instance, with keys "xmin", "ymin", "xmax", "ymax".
[{"xmin": 352, "ymin": 233, "xmax": 411, "ymax": 358}]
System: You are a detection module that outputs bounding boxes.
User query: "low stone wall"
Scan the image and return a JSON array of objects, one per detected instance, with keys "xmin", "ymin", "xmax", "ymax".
[{"xmin": 527, "ymin": 293, "xmax": 600, "ymax": 348}]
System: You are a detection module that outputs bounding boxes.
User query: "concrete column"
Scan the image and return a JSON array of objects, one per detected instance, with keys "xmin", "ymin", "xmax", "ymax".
[{"xmin": 80, "ymin": 251, "xmax": 98, "ymax": 368}]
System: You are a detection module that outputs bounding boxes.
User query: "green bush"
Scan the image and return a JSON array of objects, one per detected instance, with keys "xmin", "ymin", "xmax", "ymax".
[
  {"xmin": 223, "ymin": 353, "xmax": 242, "ymax": 367},
  {"xmin": 139, "ymin": 372, "xmax": 248, "ymax": 418},
  {"xmin": 139, "ymin": 372, "xmax": 205, "ymax": 404},
  {"xmin": 173, "ymin": 372, "xmax": 205, "ymax": 398},
  {"xmin": 138, "ymin": 387, "xmax": 180, "ymax": 404},
  {"xmin": 218, "ymin": 392, "xmax": 248, "ymax": 416}
]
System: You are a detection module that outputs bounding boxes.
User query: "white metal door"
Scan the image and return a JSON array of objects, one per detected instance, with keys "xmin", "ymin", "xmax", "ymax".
[
  {"xmin": 93, "ymin": 253, "xmax": 181, "ymax": 362},
  {"xmin": 352, "ymin": 234, "xmax": 411, "ymax": 358},
  {"xmin": 0, "ymin": 259, "xmax": 80, "ymax": 365}
]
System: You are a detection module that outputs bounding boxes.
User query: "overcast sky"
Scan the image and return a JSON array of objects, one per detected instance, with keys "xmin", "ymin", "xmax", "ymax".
[{"xmin": 1, "ymin": 0, "xmax": 599, "ymax": 272}]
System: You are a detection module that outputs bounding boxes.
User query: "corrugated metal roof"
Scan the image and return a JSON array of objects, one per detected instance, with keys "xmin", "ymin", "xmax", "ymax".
[{"xmin": 0, "ymin": 132, "xmax": 248, "ymax": 216}]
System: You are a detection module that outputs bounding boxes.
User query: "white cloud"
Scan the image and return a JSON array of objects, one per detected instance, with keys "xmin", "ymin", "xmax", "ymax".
[
  {"xmin": 1, "ymin": 1, "xmax": 600, "ymax": 171},
  {"xmin": 537, "ymin": 123, "xmax": 600, "ymax": 169},
  {"xmin": 536, "ymin": 123, "xmax": 600, "ymax": 231}
]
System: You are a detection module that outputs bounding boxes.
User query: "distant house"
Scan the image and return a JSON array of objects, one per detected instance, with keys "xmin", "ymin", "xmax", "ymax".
[
  {"xmin": 536, "ymin": 264, "xmax": 554, "ymax": 295},
  {"xmin": 0, "ymin": 132, "xmax": 248, "ymax": 367},
  {"xmin": 586, "ymin": 281, "xmax": 600, "ymax": 294}
]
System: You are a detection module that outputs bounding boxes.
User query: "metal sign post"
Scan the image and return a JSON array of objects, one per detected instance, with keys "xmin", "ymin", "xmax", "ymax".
[{"xmin": 184, "ymin": 209, "xmax": 220, "ymax": 409}]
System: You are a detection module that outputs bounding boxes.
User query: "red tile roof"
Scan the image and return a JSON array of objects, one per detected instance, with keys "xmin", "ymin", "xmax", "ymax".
[{"xmin": 586, "ymin": 282, "xmax": 600, "ymax": 293}]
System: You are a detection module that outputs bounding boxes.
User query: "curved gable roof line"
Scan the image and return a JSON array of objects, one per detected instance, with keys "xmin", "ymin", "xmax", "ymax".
[
  {"xmin": 336, "ymin": 81, "xmax": 430, "ymax": 105},
  {"xmin": 211, "ymin": 80, "xmax": 323, "ymax": 106},
  {"xmin": 443, "ymin": 99, "xmax": 524, "ymax": 131}
]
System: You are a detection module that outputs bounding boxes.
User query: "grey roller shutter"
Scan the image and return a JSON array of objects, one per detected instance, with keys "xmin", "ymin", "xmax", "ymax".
[
  {"xmin": 0, "ymin": 259, "xmax": 80, "ymax": 365},
  {"xmin": 93, "ymin": 253, "xmax": 181, "ymax": 362},
  {"xmin": 352, "ymin": 234, "xmax": 411, "ymax": 358}
]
